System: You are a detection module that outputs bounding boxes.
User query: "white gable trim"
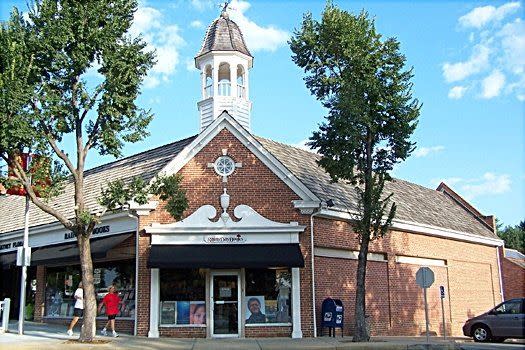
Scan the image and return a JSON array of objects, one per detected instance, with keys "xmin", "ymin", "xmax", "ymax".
[{"xmin": 156, "ymin": 112, "xmax": 319, "ymax": 202}]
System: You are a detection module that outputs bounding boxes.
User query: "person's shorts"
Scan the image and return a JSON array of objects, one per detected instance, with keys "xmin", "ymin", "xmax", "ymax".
[
  {"xmin": 73, "ymin": 308, "xmax": 83, "ymax": 317},
  {"xmin": 107, "ymin": 314, "xmax": 117, "ymax": 320}
]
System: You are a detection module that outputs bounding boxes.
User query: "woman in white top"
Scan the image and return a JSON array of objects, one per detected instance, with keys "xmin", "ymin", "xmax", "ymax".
[{"xmin": 67, "ymin": 282, "xmax": 83, "ymax": 336}]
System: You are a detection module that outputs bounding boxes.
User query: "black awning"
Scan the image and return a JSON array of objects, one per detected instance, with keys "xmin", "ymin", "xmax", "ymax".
[
  {"xmin": 147, "ymin": 244, "xmax": 305, "ymax": 269},
  {"xmin": 0, "ymin": 252, "xmax": 16, "ymax": 269},
  {"xmin": 30, "ymin": 233, "xmax": 132, "ymax": 266}
]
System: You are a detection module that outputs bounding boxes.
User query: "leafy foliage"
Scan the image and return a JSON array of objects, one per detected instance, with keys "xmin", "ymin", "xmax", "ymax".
[
  {"xmin": 100, "ymin": 174, "xmax": 188, "ymax": 221},
  {"xmin": 498, "ymin": 220, "xmax": 524, "ymax": 253},
  {"xmin": 0, "ymin": 0, "xmax": 159, "ymax": 342},
  {"xmin": 290, "ymin": 2, "xmax": 420, "ymax": 341}
]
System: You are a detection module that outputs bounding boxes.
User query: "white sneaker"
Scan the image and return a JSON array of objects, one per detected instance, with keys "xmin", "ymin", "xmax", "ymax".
[
  {"xmin": 67, "ymin": 329, "xmax": 73, "ymax": 336},
  {"xmin": 112, "ymin": 331, "xmax": 119, "ymax": 338},
  {"xmin": 101, "ymin": 328, "xmax": 107, "ymax": 336}
]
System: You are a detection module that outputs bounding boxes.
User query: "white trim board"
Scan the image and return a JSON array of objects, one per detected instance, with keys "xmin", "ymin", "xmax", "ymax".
[
  {"xmin": 314, "ymin": 247, "xmax": 387, "ymax": 262},
  {"xmin": 316, "ymin": 208, "xmax": 503, "ymax": 247},
  {"xmin": 156, "ymin": 112, "xmax": 319, "ymax": 203}
]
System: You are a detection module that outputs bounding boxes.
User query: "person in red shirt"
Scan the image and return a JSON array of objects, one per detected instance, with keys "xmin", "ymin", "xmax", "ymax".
[{"xmin": 98, "ymin": 285, "xmax": 121, "ymax": 337}]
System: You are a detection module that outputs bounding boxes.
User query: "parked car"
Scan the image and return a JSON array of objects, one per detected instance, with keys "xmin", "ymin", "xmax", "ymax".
[{"xmin": 462, "ymin": 298, "xmax": 525, "ymax": 342}]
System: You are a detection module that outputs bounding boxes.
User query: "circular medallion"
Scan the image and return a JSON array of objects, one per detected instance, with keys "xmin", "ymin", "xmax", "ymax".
[{"xmin": 213, "ymin": 156, "xmax": 235, "ymax": 177}]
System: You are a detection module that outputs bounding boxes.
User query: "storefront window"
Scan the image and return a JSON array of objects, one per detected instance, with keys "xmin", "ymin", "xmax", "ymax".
[
  {"xmin": 44, "ymin": 260, "xmax": 135, "ymax": 318},
  {"xmin": 159, "ymin": 269, "xmax": 206, "ymax": 326},
  {"xmin": 244, "ymin": 268, "xmax": 291, "ymax": 324}
]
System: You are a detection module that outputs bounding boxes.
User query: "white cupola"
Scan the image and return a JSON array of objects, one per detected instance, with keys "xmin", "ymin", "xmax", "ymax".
[{"xmin": 195, "ymin": 9, "xmax": 253, "ymax": 132}]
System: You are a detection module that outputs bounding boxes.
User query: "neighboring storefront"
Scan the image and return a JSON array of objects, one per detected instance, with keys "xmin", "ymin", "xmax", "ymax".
[{"xmin": 0, "ymin": 213, "xmax": 137, "ymax": 332}]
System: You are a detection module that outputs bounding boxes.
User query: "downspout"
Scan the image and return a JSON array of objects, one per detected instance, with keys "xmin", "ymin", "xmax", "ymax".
[
  {"xmin": 127, "ymin": 212, "xmax": 140, "ymax": 336},
  {"xmin": 496, "ymin": 244, "xmax": 505, "ymax": 302},
  {"xmin": 310, "ymin": 203, "xmax": 323, "ymax": 338}
]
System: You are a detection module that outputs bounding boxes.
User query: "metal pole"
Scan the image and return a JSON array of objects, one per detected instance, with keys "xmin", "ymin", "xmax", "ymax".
[
  {"xmin": 441, "ymin": 297, "xmax": 446, "ymax": 340},
  {"xmin": 423, "ymin": 286, "xmax": 429, "ymax": 344},
  {"xmin": 18, "ymin": 194, "xmax": 30, "ymax": 335}
]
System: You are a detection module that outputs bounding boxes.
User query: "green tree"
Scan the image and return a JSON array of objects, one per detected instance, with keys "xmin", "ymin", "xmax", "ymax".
[
  {"xmin": 497, "ymin": 220, "xmax": 525, "ymax": 253},
  {"xmin": 0, "ymin": 0, "xmax": 186, "ymax": 341},
  {"xmin": 290, "ymin": 3, "xmax": 420, "ymax": 341}
]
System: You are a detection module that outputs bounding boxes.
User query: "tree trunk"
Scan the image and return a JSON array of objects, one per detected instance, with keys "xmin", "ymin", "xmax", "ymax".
[
  {"xmin": 353, "ymin": 233, "xmax": 371, "ymax": 342},
  {"xmin": 78, "ymin": 233, "xmax": 96, "ymax": 342}
]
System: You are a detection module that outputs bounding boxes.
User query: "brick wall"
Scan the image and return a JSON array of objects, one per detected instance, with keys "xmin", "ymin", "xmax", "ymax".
[
  {"xmin": 245, "ymin": 326, "xmax": 291, "ymax": 337},
  {"xmin": 312, "ymin": 217, "xmax": 502, "ymax": 337},
  {"xmin": 500, "ymin": 248, "xmax": 525, "ymax": 300},
  {"xmin": 136, "ymin": 128, "xmax": 313, "ymax": 338},
  {"xmin": 34, "ymin": 265, "xmax": 46, "ymax": 322}
]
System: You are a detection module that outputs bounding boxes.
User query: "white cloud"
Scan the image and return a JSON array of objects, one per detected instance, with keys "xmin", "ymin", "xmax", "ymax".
[
  {"xmin": 227, "ymin": 0, "xmax": 289, "ymax": 52},
  {"xmin": 462, "ymin": 173, "xmax": 511, "ymax": 199},
  {"xmin": 190, "ymin": 20, "xmax": 204, "ymax": 29},
  {"xmin": 448, "ymin": 86, "xmax": 467, "ymax": 99},
  {"xmin": 459, "ymin": 2, "xmax": 521, "ymax": 29},
  {"xmin": 433, "ymin": 173, "xmax": 511, "ymax": 200},
  {"xmin": 292, "ymin": 139, "xmax": 317, "ymax": 153},
  {"xmin": 443, "ymin": 3, "xmax": 524, "ymax": 100},
  {"xmin": 481, "ymin": 70, "xmax": 506, "ymax": 98},
  {"xmin": 414, "ymin": 146, "xmax": 445, "ymax": 158},
  {"xmin": 499, "ymin": 18, "xmax": 525, "ymax": 74},
  {"xmin": 130, "ymin": 5, "xmax": 186, "ymax": 89},
  {"xmin": 442, "ymin": 45, "xmax": 490, "ymax": 82},
  {"xmin": 190, "ymin": 0, "xmax": 214, "ymax": 11},
  {"xmin": 185, "ymin": 58, "xmax": 197, "ymax": 72}
]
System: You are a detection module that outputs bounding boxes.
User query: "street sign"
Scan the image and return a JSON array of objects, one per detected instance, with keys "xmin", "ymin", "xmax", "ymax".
[
  {"xmin": 415, "ymin": 266, "xmax": 435, "ymax": 344},
  {"xmin": 440, "ymin": 285, "xmax": 445, "ymax": 299},
  {"xmin": 416, "ymin": 267, "xmax": 435, "ymax": 288}
]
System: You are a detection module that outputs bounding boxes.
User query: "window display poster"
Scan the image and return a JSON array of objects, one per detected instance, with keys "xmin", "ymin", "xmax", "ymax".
[
  {"xmin": 176, "ymin": 301, "xmax": 190, "ymax": 324},
  {"xmin": 245, "ymin": 296, "xmax": 266, "ymax": 324},
  {"xmin": 160, "ymin": 301, "xmax": 176, "ymax": 325},
  {"xmin": 189, "ymin": 301, "xmax": 206, "ymax": 325}
]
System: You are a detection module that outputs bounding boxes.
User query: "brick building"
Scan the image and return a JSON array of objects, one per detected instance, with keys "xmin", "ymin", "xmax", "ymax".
[{"xmin": 0, "ymin": 10, "xmax": 515, "ymax": 339}]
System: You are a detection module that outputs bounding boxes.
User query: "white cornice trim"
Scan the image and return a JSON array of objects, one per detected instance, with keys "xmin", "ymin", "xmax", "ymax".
[
  {"xmin": 315, "ymin": 208, "xmax": 503, "ymax": 247},
  {"xmin": 156, "ymin": 112, "xmax": 319, "ymax": 202},
  {"xmin": 128, "ymin": 200, "xmax": 158, "ymax": 216},
  {"xmin": 292, "ymin": 200, "xmax": 321, "ymax": 214}
]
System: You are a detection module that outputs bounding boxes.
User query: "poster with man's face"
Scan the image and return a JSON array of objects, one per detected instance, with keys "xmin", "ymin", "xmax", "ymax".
[{"xmin": 245, "ymin": 296, "xmax": 265, "ymax": 323}]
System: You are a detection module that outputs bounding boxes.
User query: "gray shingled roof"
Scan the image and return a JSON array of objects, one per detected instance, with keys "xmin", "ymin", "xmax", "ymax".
[
  {"xmin": 0, "ymin": 133, "xmax": 497, "ymax": 241},
  {"xmin": 0, "ymin": 136, "xmax": 195, "ymax": 234},
  {"xmin": 196, "ymin": 11, "xmax": 252, "ymax": 58},
  {"xmin": 256, "ymin": 137, "xmax": 498, "ymax": 240}
]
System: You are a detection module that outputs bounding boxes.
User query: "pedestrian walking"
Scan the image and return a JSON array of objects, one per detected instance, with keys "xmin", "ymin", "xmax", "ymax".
[
  {"xmin": 66, "ymin": 282, "xmax": 83, "ymax": 336},
  {"xmin": 98, "ymin": 285, "xmax": 121, "ymax": 337}
]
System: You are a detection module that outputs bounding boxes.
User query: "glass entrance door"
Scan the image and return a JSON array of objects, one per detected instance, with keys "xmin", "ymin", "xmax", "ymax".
[{"xmin": 211, "ymin": 273, "xmax": 240, "ymax": 337}]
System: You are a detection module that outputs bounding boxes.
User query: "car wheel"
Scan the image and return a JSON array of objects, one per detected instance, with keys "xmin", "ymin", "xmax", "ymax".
[{"xmin": 472, "ymin": 324, "xmax": 491, "ymax": 342}]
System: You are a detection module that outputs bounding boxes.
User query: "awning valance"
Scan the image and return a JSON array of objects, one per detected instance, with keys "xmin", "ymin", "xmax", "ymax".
[
  {"xmin": 148, "ymin": 244, "xmax": 305, "ymax": 269},
  {"xmin": 30, "ymin": 233, "xmax": 133, "ymax": 266}
]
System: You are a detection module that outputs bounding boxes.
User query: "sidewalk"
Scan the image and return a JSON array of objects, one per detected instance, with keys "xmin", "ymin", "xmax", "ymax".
[{"xmin": 0, "ymin": 320, "xmax": 510, "ymax": 350}]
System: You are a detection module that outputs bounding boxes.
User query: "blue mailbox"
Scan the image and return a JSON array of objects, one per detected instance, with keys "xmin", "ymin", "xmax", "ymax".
[{"xmin": 320, "ymin": 298, "xmax": 344, "ymax": 337}]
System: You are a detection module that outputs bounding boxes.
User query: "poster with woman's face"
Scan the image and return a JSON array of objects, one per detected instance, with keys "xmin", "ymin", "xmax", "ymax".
[{"xmin": 190, "ymin": 302, "xmax": 206, "ymax": 324}]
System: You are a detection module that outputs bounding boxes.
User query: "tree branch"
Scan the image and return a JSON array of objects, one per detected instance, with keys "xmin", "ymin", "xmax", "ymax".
[
  {"xmin": 8, "ymin": 155, "xmax": 74, "ymax": 231},
  {"xmin": 80, "ymin": 83, "xmax": 104, "ymax": 123}
]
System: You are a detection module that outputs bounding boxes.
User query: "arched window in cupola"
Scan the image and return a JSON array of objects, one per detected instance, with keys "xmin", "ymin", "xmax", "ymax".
[
  {"xmin": 237, "ymin": 65, "xmax": 245, "ymax": 98},
  {"xmin": 204, "ymin": 65, "xmax": 213, "ymax": 98},
  {"xmin": 218, "ymin": 62, "xmax": 231, "ymax": 96}
]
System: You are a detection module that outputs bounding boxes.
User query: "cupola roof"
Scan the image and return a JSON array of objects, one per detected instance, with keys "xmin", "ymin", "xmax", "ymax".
[{"xmin": 196, "ymin": 10, "xmax": 252, "ymax": 58}]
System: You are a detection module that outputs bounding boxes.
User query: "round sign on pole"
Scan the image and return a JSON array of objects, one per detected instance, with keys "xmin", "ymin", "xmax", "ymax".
[{"xmin": 416, "ymin": 267, "xmax": 435, "ymax": 288}]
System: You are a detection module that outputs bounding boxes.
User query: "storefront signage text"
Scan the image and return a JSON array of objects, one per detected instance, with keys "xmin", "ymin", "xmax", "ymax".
[
  {"xmin": 63, "ymin": 225, "xmax": 110, "ymax": 240},
  {"xmin": 204, "ymin": 234, "xmax": 246, "ymax": 244},
  {"xmin": 0, "ymin": 240, "xmax": 23, "ymax": 252}
]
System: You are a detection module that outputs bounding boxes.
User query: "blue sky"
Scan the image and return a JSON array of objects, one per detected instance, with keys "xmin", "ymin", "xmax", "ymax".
[{"xmin": 1, "ymin": 1, "xmax": 523, "ymax": 226}]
